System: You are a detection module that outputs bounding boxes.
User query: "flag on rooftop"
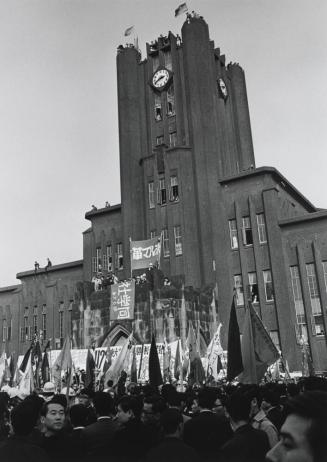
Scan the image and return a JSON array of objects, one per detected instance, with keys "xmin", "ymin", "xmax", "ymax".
[
  {"xmin": 124, "ymin": 26, "xmax": 134, "ymax": 36},
  {"xmin": 175, "ymin": 2, "xmax": 188, "ymax": 17},
  {"xmin": 240, "ymin": 303, "xmax": 280, "ymax": 384},
  {"xmin": 227, "ymin": 297, "xmax": 243, "ymax": 381}
]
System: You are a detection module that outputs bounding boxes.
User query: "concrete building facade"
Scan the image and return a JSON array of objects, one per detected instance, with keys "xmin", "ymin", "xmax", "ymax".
[{"xmin": 1, "ymin": 16, "xmax": 327, "ymax": 373}]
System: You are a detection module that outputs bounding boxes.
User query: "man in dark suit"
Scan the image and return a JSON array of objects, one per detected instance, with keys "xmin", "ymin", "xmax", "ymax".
[
  {"xmin": 68, "ymin": 404, "xmax": 90, "ymax": 461},
  {"xmin": 183, "ymin": 388, "xmax": 233, "ymax": 460},
  {"xmin": 81, "ymin": 391, "xmax": 119, "ymax": 461},
  {"xmin": 220, "ymin": 390, "xmax": 269, "ymax": 462},
  {"xmin": 146, "ymin": 408, "xmax": 200, "ymax": 462}
]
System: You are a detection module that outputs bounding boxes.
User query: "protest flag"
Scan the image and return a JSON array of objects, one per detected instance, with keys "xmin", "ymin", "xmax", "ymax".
[
  {"xmin": 105, "ymin": 334, "xmax": 133, "ymax": 386},
  {"xmin": 174, "ymin": 339, "xmax": 181, "ymax": 380},
  {"xmin": 102, "ymin": 344, "xmax": 112, "ymax": 375},
  {"xmin": 226, "ymin": 297, "xmax": 243, "ymax": 381},
  {"xmin": 206, "ymin": 323, "xmax": 223, "ymax": 380},
  {"xmin": 130, "ymin": 346, "xmax": 138, "ymax": 383},
  {"xmin": 124, "ymin": 26, "xmax": 134, "ymax": 36},
  {"xmin": 175, "ymin": 2, "xmax": 188, "ymax": 17},
  {"xmin": 52, "ymin": 336, "xmax": 72, "ymax": 390},
  {"xmin": 240, "ymin": 303, "xmax": 280, "ymax": 384},
  {"xmin": 85, "ymin": 349, "xmax": 96, "ymax": 390},
  {"xmin": 0, "ymin": 352, "xmax": 6, "ymax": 387},
  {"xmin": 18, "ymin": 354, "xmax": 34, "ymax": 397},
  {"xmin": 149, "ymin": 335, "xmax": 163, "ymax": 388},
  {"xmin": 187, "ymin": 322, "xmax": 205, "ymax": 385},
  {"xmin": 41, "ymin": 349, "xmax": 50, "ymax": 385},
  {"xmin": 20, "ymin": 346, "xmax": 32, "ymax": 373},
  {"xmin": 130, "ymin": 236, "xmax": 161, "ymax": 271}
]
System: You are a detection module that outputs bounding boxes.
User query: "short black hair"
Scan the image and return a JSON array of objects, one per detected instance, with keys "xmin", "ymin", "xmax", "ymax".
[
  {"xmin": 40, "ymin": 399, "xmax": 66, "ymax": 417},
  {"xmin": 197, "ymin": 388, "xmax": 217, "ymax": 409},
  {"xmin": 285, "ymin": 391, "xmax": 327, "ymax": 462},
  {"xmin": 160, "ymin": 408, "xmax": 183, "ymax": 435},
  {"xmin": 11, "ymin": 401, "xmax": 39, "ymax": 436},
  {"xmin": 118, "ymin": 395, "xmax": 143, "ymax": 419},
  {"xmin": 69, "ymin": 404, "xmax": 90, "ymax": 427},
  {"xmin": 224, "ymin": 391, "xmax": 251, "ymax": 422},
  {"xmin": 93, "ymin": 391, "xmax": 115, "ymax": 416}
]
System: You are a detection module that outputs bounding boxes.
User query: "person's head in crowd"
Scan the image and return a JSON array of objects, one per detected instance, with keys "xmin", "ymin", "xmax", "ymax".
[
  {"xmin": 212, "ymin": 391, "xmax": 226, "ymax": 417},
  {"xmin": 287, "ymin": 383, "xmax": 300, "ymax": 398},
  {"xmin": 224, "ymin": 391, "xmax": 251, "ymax": 431},
  {"xmin": 77, "ymin": 388, "xmax": 93, "ymax": 407},
  {"xmin": 197, "ymin": 387, "xmax": 217, "ymax": 411},
  {"xmin": 69, "ymin": 404, "xmax": 90, "ymax": 429},
  {"xmin": 141, "ymin": 395, "xmax": 166, "ymax": 425},
  {"xmin": 116, "ymin": 396, "xmax": 143, "ymax": 425},
  {"xmin": 41, "ymin": 382, "xmax": 55, "ymax": 402},
  {"xmin": 51, "ymin": 393, "xmax": 68, "ymax": 410},
  {"xmin": 93, "ymin": 391, "xmax": 115, "ymax": 418},
  {"xmin": 266, "ymin": 391, "xmax": 327, "ymax": 462},
  {"xmin": 60, "ymin": 387, "xmax": 76, "ymax": 407},
  {"xmin": 300, "ymin": 376, "xmax": 327, "ymax": 393},
  {"xmin": 245, "ymin": 385, "xmax": 262, "ymax": 418},
  {"xmin": 24, "ymin": 394, "xmax": 45, "ymax": 423},
  {"xmin": 40, "ymin": 400, "xmax": 66, "ymax": 437},
  {"xmin": 261, "ymin": 388, "xmax": 280, "ymax": 413},
  {"xmin": 160, "ymin": 408, "xmax": 183, "ymax": 438},
  {"xmin": 11, "ymin": 401, "xmax": 39, "ymax": 436},
  {"xmin": 126, "ymin": 382, "xmax": 140, "ymax": 396},
  {"xmin": 166, "ymin": 390, "xmax": 184, "ymax": 412},
  {"xmin": 161, "ymin": 384, "xmax": 176, "ymax": 401}
]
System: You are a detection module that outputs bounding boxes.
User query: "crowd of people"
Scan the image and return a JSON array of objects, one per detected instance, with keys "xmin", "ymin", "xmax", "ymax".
[{"xmin": 0, "ymin": 376, "xmax": 326, "ymax": 462}]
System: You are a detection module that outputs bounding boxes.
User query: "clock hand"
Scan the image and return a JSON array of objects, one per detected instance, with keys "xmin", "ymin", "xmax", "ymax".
[{"xmin": 155, "ymin": 75, "xmax": 165, "ymax": 84}]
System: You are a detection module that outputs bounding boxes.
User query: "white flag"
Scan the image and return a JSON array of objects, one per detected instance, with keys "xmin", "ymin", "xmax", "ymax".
[
  {"xmin": 124, "ymin": 26, "xmax": 134, "ymax": 36},
  {"xmin": 207, "ymin": 323, "xmax": 223, "ymax": 379}
]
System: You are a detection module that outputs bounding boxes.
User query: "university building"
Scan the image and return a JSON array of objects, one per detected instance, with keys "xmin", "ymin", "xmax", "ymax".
[{"xmin": 1, "ymin": 15, "xmax": 327, "ymax": 373}]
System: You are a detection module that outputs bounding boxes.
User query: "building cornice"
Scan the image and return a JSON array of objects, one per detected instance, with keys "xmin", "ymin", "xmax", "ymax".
[
  {"xmin": 85, "ymin": 203, "xmax": 121, "ymax": 220},
  {"xmin": 0, "ymin": 284, "xmax": 21, "ymax": 294},
  {"xmin": 16, "ymin": 260, "xmax": 83, "ymax": 280},
  {"xmin": 279, "ymin": 210, "xmax": 327, "ymax": 227},
  {"xmin": 219, "ymin": 166, "xmax": 316, "ymax": 212}
]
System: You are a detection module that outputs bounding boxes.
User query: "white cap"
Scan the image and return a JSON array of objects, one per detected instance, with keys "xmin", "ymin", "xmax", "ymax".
[
  {"xmin": 60, "ymin": 387, "xmax": 75, "ymax": 397},
  {"xmin": 42, "ymin": 382, "xmax": 55, "ymax": 395}
]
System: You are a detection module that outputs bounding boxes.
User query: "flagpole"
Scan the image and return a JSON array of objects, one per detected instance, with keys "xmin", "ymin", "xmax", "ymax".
[{"xmin": 129, "ymin": 237, "xmax": 132, "ymax": 279}]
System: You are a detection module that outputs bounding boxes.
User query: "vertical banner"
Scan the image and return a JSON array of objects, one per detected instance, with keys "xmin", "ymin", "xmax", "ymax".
[
  {"xmin": 110, "ymin": 280, "xmax": 135, "ymax": 320},
  {"xmin": 130, "ymin": 236, "xmax": 161, "ymax": 270}
]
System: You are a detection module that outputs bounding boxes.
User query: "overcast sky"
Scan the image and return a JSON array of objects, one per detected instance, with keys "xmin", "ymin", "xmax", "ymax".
[{"xmin": 0, "ymin": 0, "xmax": 326, "ymax": 287}]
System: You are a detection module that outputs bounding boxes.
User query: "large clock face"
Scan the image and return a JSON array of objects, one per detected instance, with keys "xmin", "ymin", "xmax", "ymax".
[{"xmin": 152, "ymin": 69, "xmax": 170, "ymax": 89}]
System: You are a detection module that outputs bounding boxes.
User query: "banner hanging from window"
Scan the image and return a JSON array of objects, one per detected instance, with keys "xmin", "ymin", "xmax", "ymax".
[
  {"xmin": 110, "ymin": 280, "xmax": 135, "ymax": 320},
  {"xmin": 130, "ymin": 236, "xmax": 161, "ymax": 270}
]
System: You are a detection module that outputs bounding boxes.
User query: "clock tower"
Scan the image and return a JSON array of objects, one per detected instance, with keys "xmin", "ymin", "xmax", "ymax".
[{"xmin": 116, "ymin": 15, "xmax": 255, "ymax": 287}]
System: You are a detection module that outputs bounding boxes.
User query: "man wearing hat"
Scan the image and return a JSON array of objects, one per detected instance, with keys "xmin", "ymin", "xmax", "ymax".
[{"xmin": 41, "ymin": 382, "xmax": 55, "ymax": 402}]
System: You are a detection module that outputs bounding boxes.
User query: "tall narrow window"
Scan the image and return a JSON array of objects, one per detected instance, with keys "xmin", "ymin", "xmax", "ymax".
[
  {"xmin": 263, "ymin": 270, "xmax": 274, "ymax": 301},
  {"xmin": 148, "ymin": 181, "xmax": 155, "ymax": 209},
  {"xmin": 42, "ymin": 305, "xmax": 47, "ymax": 340},
  {"xmin": 106, "ymin": 245, "xmax": 113, "ymax": 271},
  {"xmin": 169, "ymin": 176, "xmax": 179, "ymax": 202},
  {"xmin": 154, "ymin": 93, "xmax": 162, "ymax": 121},
  {"xmin": 116, "ymin": 243, "xmax": 123, "ymax": 270},
  {"xmin": 322, "ymin": 261, "xmax": 327, "ymax": 293},
  {"xmin": 59, "ymin": 311, "xmax": 64, "ymax": 344},
  {"xmin": 242, "ymin": 217, "xmax": 253, "ymax": 246},
  {"xmin": 306, "ymin": 263, "xmax": 324, "ymax": 336},
  {"xmin": 256, "ymin": 213, "xmax": 267, "ymax": 244},
  {"xmin": 248, "ymin": 272, "xmax": 259, "ymax": 303},
  {"xmin": 152, "ymin": 55, "xmax": 159, "ymax": 71},
  {"xmin": 163, "ymin": 228, "xmax": 170, "ymax": 257},
  {"xmin": 164, "ymin": 51, "xmax": 172, "ymax": 70},
  {"xmin": 234, "ymin": 275, "xmax": 244, "ymax": 306},
  {"xmin": 290, "ymin": 266, "xmax": 308, "ymax": 343},
  {"xmin": 157, "ymin": 178, "xmax": 167, "ymax": 205},
  {"xmin": 229, "ymin": 220, "xmax": 238, "ymax": 249},
  {"xmin": 33, "ymin": 306, "xmax": 38, "ymax": 336},
  {"xmin": 24, "ymin": 307, "xmax": 29, "ymax": 342},
  {"xmin": 166, "ymin": 84, "xmax": 175, "ymax": 116},
  {"xmin": 150, "ymin": 230, "xmax": 157, "ymax": 239},
  {"xmin": 174, "ymin": 226, "xmax": 182, "ymax": 256},
  {"xmin": 169, "ymin": 131, "xmax": 177, "ymax": 147},
  {"xmin": 2, "ymin": 320, "xmax": 7, "ymax": 343},
  {"xmin": 92, "ymin": 248, "xmax": 101, "ymax": 273},
  {"xmin": 156, "ymin": 135, "xmax": 164, "ymax": 145}
]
